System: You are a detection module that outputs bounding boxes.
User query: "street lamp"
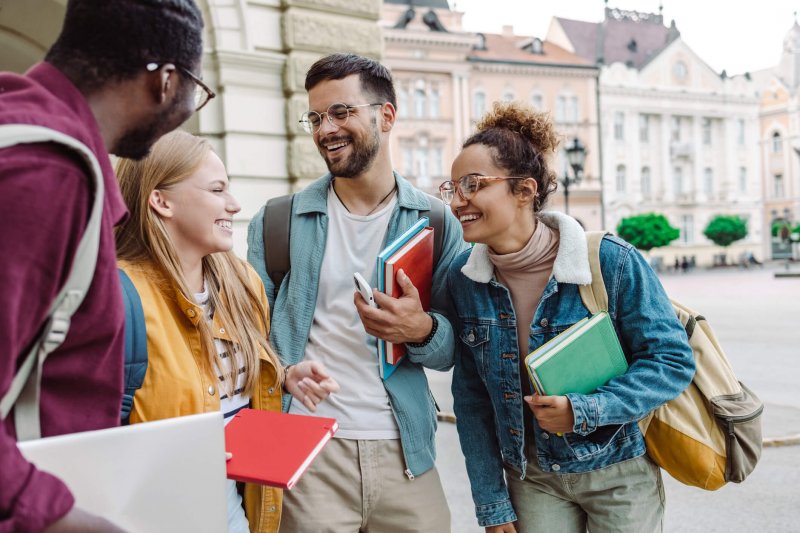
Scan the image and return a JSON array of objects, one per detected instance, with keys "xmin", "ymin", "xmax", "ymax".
[{"xmin": 562, "ymin": 137, "xmax": 587, "ymax": 216}]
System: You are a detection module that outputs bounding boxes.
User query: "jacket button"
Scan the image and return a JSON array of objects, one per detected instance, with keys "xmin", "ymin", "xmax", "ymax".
[
  {"xmin": 540, "ymin": 318, "xmax": 548, "ymax": 327},
  {"xmin": 552, "ymin": 464, "xmax": 561, "ymax": 472},
  {"xmin": 208, "ymin": 386, "xmax": 215, "ymax": 396},
  {"xmin": 501, "ymin": 352, "xmax": 515, "ymax": 359},
  {"xmin": 219, "ymin": 327, "xmax": 225, "ymax": 334},
  {"xmin": 499, "ymin": 312, "xmax": 510, "ymax": 319},
  {"xmin": 268, "ymin": 387, "xmax": 275, "ymax": 395},
  {"xmin": 467, "ymin": 332, "xmax": 475, "ymax": 343},
  {"xmin": 542, "ymin": 432, "xmax": 550, "ymax": 440},
  {"xmin": 268, "ymin": 505, "xmax": 276, "ymax": 512},
  {"xmin": 186, "ymin": 309, "xmax": 197, "ymax": 318}
]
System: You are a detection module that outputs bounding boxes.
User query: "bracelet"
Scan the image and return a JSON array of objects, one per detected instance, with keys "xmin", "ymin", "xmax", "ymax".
[
  {"xmin": 406, "ymin": 313, "xmax": 438, "ymax": 348},
  {"xmin": 282, "ymin": 364, "xmax": 295, "ymax": 391}
]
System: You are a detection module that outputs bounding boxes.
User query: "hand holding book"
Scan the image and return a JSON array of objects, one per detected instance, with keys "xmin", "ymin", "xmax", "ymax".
[{"xmin": 524, "ymin": 394, "xmax": 575, "ymax": 434}]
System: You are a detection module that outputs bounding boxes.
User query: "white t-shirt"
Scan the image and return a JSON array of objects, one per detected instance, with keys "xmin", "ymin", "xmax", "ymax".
[
  {"xmin": 288, "ymin": 185, "xmax": 400, "ymax": 440},
  {"xmin": 195, "ymin": 286, "xmax": 250, "ymax": 533}
]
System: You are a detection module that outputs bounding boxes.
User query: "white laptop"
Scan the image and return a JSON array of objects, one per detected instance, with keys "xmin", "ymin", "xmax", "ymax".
[{"xmin": 18, "ymin": 411, "xmax": 227, "ymax": 533}]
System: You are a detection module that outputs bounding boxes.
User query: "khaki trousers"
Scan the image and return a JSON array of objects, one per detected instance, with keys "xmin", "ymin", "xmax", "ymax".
[
  {"xmin": 506, "ymin": 454, "xmax": 664, "ymax": 533},
  {"xmin": 279, "ymin": 438, "xmax": 451, "ymax": 533}
]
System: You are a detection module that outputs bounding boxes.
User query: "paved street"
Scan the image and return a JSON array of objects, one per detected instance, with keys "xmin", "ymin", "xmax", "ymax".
[{"xmin": 429, "ymin": 264, "xmax": 800, "ymax": 532}]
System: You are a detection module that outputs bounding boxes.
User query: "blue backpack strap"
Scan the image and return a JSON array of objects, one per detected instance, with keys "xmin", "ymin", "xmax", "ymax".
[{"xmin": 118, "ymin": 268, "xmax": 148, "ymax": 424}]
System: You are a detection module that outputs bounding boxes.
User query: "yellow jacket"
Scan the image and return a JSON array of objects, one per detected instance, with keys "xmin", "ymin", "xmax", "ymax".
[{"xmin": 118, "ymin": 259, "xmax": 283, "ymax": 532}]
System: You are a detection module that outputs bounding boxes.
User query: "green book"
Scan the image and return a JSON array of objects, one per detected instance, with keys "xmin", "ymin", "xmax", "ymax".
[{"xmin": 524, "ymin": 311, "xmax": 628, "ymax": 396}]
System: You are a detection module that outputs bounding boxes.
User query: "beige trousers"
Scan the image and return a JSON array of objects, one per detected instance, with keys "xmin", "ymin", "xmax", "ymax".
[{"xmin": 279, "ymin": 438, "xmax": 451, "ymax": 533}]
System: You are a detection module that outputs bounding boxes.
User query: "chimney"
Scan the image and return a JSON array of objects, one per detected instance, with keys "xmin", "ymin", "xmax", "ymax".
[{"xmin": 502, "ymin": 25, "xmax": 514, "ymax": 37}]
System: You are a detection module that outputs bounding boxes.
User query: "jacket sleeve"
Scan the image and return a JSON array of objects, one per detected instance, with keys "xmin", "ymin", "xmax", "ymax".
[
  {"xmin": 567, "ymin": 241, "xmax": 696, "ymax": 435},
  {"xmin": 448, "ymin": 274, "xmax": 518, "ymax": 528},
  {"xmin": 405, "ymin": 207, "xmax": 469, "ymax": 370},
  {"xmin": 0, "ymin": 152, "xmax": 83, "ymax": 531},
  {"xmin": 246, "ymin": 205, "xmax": 276, "ymax": 314}
]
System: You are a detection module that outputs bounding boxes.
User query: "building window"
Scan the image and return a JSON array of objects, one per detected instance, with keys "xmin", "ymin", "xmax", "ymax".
[
  {"xmin": 774, "ymin": 174, "xmax": 785, "ymax": 198},
  {"xmin": 681, "ymin": 214, "xmax": 694, "ymax": 244},
  {"xmin": 413, "ymin": 87, "xmax": 426, "ymax": 118},
  {"xmin": 737, "ymin": 119, "xmax": 745, "ymax": 145},
  {"xmin": 673, "ymin": 166, "xmax": 683, "ymax": 195},
  {"xmin": 531, "ymin": 93, "xmax": 543, "ymax": 110},
  {"xmin": 432, "ymin": 146, "xmax": 443, "ymax": 178},
  {"xmin": 671, "ymin": 116, "xmax": 681, "ymax": 142},
  {"xmin": 639, "ymin": 114, "xmax": 649, "ymax": 142},
  {"xmin": 772, "ymin": 132, "xmax": 783, "ymax": 153},
  {"xmin": 568, "ymin": 96, "xmax": 579, "ymax": 122},
  {"xmin": 641, "ymin": 166, "xmax": 651, "ymax": 196},
  {"xmin": 401, "ymin": 146, "xmax": 413, "ymax": 176},
  {"xmin": 673, "ymin": 61, "xmax": 688, "ymax": 80},
  {"xmin": 556, "ymin": 96, "xmax": 566, "ymax": 122},
  {"xmin": 702, "ymin": 118, "xmax": 712, "ymax": 145},
  {"xmin": 502, "ymin": 90, "xmax": 515, "ymax": 103},
  {"xmin": 415, "ymin": 148, "xmax": 429, "ymax": 186},
  {"xmin": 616, "ymin": 164, "xmax": 626, "ymax": 192},
  {"xmin": 613, "ymin": 112, "xmax": 624, "ymax": 140},
  {"xmin": 473, "ymin": 91, "xmax": 486, "ymax": 119},
  {"xmin": 739, "ymin": 166, "xmax": 747, "ymax": 193},
  {"xmin": 704, "ymin": 168, "xmax": 713, "ymax": 197},
  {"xmin": 398, "ymin": 87, "xmax": 409, "ymax": 118},
  {"xmin": 429, "ymin": 88, "xmax": 440, "ymax": 119}
]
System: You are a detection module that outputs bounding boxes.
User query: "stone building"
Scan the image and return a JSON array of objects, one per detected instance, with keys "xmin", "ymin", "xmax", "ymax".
[
  {"xmin": 548, "ymin": 6, "xmax": 764, "ymax": 266},
  {"xmin": 0, "ymin": 0, "xmax": 383, "ymax": 256}
]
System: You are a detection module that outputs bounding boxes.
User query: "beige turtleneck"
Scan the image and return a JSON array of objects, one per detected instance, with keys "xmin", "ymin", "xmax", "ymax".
[{"xmin": 488, "ymin": 220, "xmax": 559, "ymax": 357}]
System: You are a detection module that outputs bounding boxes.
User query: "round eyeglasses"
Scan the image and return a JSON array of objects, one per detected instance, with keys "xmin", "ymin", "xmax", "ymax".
[
  {"xmin": 146, "ymin": 62, "xmax": 216, "ymax": 112},
  {"xmin": 438, "ymin": 175, "xmax": 528, "ymax": 204},
  {"xmin": 298, "ymin": 102, "xmax": 383, "ymax": 134}
]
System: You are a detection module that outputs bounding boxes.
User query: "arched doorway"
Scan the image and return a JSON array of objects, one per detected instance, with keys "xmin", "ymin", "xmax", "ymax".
[{"xmin": 770, "ymin": 216, "xmax": 794, "ymax": 260}]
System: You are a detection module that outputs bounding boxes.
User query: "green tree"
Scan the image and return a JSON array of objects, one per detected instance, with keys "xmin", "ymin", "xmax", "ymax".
[
  {"xmin": 616, "ymin": 213, "xmax": 680, "ymax": 251},
  {"xmin": 703, "ymin": 215, "xmax": 748, "ymax": 247}
]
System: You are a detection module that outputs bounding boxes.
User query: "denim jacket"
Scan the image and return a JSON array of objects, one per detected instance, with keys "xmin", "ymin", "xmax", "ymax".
[
  {"xmin": 448, "ymin": 212, "xmax": 695, "ymax": 527},
  {"xmin": 247, "ymin": 172, "xmax": 467, "ymax": 478}
]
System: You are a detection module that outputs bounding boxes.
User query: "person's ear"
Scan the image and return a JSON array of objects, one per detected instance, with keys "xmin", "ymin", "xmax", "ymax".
[
  {"xmin": 379, "ymin": 102, "xmax": 397, "ymax": 132},
  {"xmin": 516, "ymin": 178, "xmax": 538, "ymax": 207},
  {"xmin": 146, "ymin": 63, "xmax": 178, "ymax": 105},
  {"xmin": 148, "ymin": 189, "xmax": 174, "ymax": 218}
]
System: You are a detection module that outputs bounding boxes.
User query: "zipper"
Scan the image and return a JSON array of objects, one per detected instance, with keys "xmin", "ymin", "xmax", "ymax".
[{"xmin": 720, "ymin": 404, "xmax": 764, "ymax": 426}]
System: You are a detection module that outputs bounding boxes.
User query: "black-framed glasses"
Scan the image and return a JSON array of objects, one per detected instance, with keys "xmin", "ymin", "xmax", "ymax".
[
  {"xmin": 146, "ymin": 62, "xmax": 216, "ymax": 112},
  {"xmin": 438, "ymin": 174, "xmax": 528, "ymax": 204},
  {"xmin": 298, "ymin": 102, "xmax": 384, "ymax": 134}
]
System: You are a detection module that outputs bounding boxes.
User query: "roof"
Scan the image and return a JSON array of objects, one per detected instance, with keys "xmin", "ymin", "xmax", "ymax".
[
  {"xmin": 555, "ymin": 7, "xmax": 677, "ymax": 69},
  {"xmin": 384, "ymin": 0, "xmax": 451, "ymax": 9},
  {"xmin": 468, "ymin": 32, "xmax": 595, "ymax": 68}
]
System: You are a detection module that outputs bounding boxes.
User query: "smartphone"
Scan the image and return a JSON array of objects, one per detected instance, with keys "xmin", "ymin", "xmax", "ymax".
[{"xmin": 353, "ymin": 272, "xmax": 378, "ymax": 308}]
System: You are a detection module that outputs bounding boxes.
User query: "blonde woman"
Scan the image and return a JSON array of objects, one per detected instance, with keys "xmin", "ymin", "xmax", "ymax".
[{"xmin": 115, "ymin": 131, "xmax": 339, "ymax": 533}]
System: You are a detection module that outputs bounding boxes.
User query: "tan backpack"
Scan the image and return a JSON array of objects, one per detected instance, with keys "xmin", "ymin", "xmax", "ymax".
[{"xmin": 578, "ymin": 231, "xmax": 763, "ymax": 490}]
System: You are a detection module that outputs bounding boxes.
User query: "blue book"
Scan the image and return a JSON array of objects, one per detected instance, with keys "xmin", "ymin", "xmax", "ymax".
[{"xmin": 375, "ymin": 217, "xmax": 430, "ymax": 379}]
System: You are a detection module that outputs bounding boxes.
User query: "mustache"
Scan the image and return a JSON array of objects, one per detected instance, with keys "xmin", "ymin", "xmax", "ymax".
[{"xmin": 320, "ymin": 135, "xmax": 352, "ymax": 147}]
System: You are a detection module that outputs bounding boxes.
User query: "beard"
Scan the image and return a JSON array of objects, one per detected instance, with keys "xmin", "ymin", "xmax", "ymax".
[
  {"xmin": 320, "ymin": 122, "xmax": 381, "ymax": 178},
  {"xmin": 114, "ymin": 91, "xmax": 193, "ymax": 160}
]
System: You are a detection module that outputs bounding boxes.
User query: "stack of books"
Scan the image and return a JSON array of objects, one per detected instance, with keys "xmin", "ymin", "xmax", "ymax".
[{"xmin": 375, "ymin": 217, "xmax": 434, "ymax": 379}]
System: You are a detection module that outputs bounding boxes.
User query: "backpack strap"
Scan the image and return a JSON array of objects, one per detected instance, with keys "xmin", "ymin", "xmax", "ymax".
[
  {"xmin": 118, "ymin": 269, "xmax": 148, "ymax": 425},
  {"xmin": 263, "ymin": 194, "xmax": 294, "ymax": 293},
  {"xmin": 0, "ymin": 124, "xmax": 104, "ymax": 441},
  {"xmin": 420, "ymin": 194, "xmax": 445, "ymax": 268},
  {"xmin": 578, "ymin": 231, "xmax": 610, "ymax": 315}
]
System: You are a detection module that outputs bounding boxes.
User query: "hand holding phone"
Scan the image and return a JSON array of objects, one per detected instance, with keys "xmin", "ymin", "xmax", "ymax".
[{"xmin": 353, "ymin": 272, "xmax": 377, "ymax": 308}]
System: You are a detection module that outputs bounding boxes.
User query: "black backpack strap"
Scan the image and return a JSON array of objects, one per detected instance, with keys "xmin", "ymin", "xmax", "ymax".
[
  {"xmin": 263, "ymin": 194, "xmax": 294, "ymax": 291},
  {"xmin": 118, "ymin": 268, "xmax": 147, "ymax": 425},
  {"xmin": 421, "ymin": 194, "xmax": 445, "ymax": 267}
]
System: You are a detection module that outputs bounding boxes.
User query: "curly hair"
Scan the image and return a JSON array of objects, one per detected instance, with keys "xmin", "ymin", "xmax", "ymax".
[
  {"xmin": 45, "ymin": 0, "xmax": 203, "ymax": 94},
  {"xmin": 464, "ymin": 101, "xmax": 560, "ymax": 212}
]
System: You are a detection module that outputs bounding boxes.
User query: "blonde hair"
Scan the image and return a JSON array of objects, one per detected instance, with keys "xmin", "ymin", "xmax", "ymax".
[
  {"xmin": 466, "ymin": 101, "xmax": 560, "ymax": 211},
  {"xmin": 115, "ymin": 130, "xmax": 282, "ymax": 396}
]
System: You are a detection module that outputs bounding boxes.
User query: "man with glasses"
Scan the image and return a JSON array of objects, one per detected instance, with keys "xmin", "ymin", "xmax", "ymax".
[
  {"xmin": 0, "ymin": 1, "xmax": 206, "ymax": 531},
  {"xmin": 247, "ymin": 53, "xmax": 467, "ymax": 532}
]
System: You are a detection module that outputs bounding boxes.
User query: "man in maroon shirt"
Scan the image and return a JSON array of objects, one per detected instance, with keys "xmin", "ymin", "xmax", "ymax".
[{"xmin": 0, "ymin": 1, "xmax": 210, "ymax": 531}]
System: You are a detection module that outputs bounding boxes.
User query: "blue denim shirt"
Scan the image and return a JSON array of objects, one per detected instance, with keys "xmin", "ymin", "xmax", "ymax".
[
  {"xmin": 448, "ymin": 212, "xmax": 695, "ymax": 527},
  {"xmin": 246, "ymin": 172, "xmax": 468, "ymax": 477}
]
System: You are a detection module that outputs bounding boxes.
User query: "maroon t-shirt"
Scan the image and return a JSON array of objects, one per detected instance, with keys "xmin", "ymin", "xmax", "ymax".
[{"xmin": 0, "ymin": 63, "xmax": 127, "ymax": 532}]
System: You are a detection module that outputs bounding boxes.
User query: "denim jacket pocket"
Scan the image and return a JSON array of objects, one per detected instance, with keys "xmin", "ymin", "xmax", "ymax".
[
  {"xmin": 459, "ymin": 323, "xmax": 491, "ymax": 374},
  {"xmin": 562, "ymin": 424, "xmax": 627, "ymax": 460}
]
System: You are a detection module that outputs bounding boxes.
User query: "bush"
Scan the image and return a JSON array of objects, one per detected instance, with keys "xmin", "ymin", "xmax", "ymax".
[
  {"xmin": 703, "ymin": 215, "xmax": 748, "ymax": 247},
  {"xmin": 616, "ymin": 213, "xmax": 680, "ymax": 251}
]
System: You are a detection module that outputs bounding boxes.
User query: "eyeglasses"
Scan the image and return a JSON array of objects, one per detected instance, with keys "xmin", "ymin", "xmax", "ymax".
[
  {"xmin": 146, "ymin": 62, "xmax": 216, "ymax": 112},
  {"xmin": 438, "ymin": 175, "xmax": 528, "ymax": 204},
  {"xmin": 299, "ymin": 102, "xmax": 383, "ymax": 134}
]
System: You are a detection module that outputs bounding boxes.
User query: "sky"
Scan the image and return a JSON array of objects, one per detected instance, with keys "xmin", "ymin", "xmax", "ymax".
[{"xmin": 450, "ymin": 0, "xmax": 797, "ymax": 75}]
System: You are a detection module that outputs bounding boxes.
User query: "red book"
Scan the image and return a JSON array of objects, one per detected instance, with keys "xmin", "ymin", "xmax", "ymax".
[
  {"xmin": 224, "ymin": 409, "xmax": 338, "ymax": 489},
  {"xmin": 383, "ymin": 227, "xmax": 434, "ymax": 365}
]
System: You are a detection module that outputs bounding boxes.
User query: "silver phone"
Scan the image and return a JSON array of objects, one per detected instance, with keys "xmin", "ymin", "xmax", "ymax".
[{"xmin": 353, "ymin": 272, "xmax": 377, "ymax": 308}]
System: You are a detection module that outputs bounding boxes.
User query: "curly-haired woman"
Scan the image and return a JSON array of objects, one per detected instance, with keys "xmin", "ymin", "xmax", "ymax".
[{"xmin": 442, "ymin": 102, "xmax": 694, "ymax": 533}]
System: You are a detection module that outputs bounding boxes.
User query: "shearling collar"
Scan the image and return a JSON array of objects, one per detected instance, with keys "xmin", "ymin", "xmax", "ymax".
[{"xmin": 460, "ymin": 211, "xmax": 591, "ymax": 285}]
